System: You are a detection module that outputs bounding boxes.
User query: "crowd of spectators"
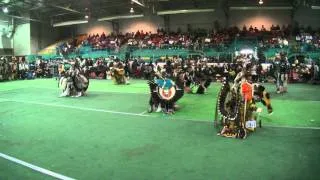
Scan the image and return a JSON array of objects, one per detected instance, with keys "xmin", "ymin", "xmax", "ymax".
[
  {"xmin": 81, "ymin": 32, "xmax": 122, "ymax": 52},
  {"xmin": 1, "ymin": 53, "xmax": 319, "ymax": 84},
  {"xmin": 55, "ymin": 24, "xmax": 320, "ymax": 57},
  {"xmin": 56, "ymin": 39, "xmax": 78, "ymax": 56},
  {"xmin": 295, "ymin": 32, "xmax": 320, "ymax": 52},
  {"xmin": 4, "ymin": 25, "xmax": 319, "ymax": 82},
  {"xmin": 88, "ymin": 24, "xmax": 293, "ymax": 51},
  {"xmin": 0, "ymin": 56, "xmax": 58, "ymax": 81}
]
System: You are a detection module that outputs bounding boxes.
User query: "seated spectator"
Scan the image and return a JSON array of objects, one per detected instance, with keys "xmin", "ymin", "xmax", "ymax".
[{"xmin": 249, "ymin": 25, "xmax": 254, "ymax": 32}]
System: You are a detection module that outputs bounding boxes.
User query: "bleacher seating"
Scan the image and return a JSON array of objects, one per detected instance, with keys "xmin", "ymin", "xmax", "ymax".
[{"xmin": 35, "ymin": 28, "xmax": 320, "ymax": 62}]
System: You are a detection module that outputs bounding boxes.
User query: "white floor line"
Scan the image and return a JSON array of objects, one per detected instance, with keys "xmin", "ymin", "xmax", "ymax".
[
  {"xmin": 25, "ymin": 86, "xmax": 150, "ymax": 95},
  {"xmin": 1, "ymin": 98, "xmax": 319, "ymax": 130},
  {"xmin": 139, "ymin": 111, "xmax": 147, "ymax": 115},
  {"xmin": 176, "ymin": 118, "xmax": 320, "ymax": 130},
  {"xmin": 263, "ymin": 125, "xmax": 320, "ymax": 130},
  {"xmin": 0, "ymin": 98, "xmax": 150, "ymax": 117},
  {"xmin": 0, "ymin": 152, "xmax": 76, "ymax": 180}
]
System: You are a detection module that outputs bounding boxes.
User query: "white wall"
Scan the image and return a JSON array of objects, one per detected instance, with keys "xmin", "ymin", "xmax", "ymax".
[
  {"xmin": 73, "ymin": 10, "xmax": 295, "ymax": 35},
  {"xmin": 119, "ymin": 16, "xmax": 164, "ymax": 33},
  {"xmin": 71, "ymin": 9, "xmax": 320, "ymax": 36},
  {"xmin": 169, "ymin": 12, "xmax": 218, "ymax": 32},
  {"xmin": 13, "ymin": 23, "xmax": 31, "ymax": 56},
  {"xmin": 76, "ymin": 21, "xmax": 113, "ymax": 35},
  {"xmin": 229, "ymin": 10, "xmax": 292, "ymax": 30},
  {"xmin": 74, "ymin": 16, "xmax": 164, "ymax": 35},
  {"xmin": 76, "ymin": 13, "xmax": 218, "ymax": 34}
]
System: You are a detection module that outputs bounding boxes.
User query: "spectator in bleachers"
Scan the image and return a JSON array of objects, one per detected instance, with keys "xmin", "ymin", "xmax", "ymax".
[{"xmin": 18, "ymin": 58, "xmax": 29, "ymax": 79}]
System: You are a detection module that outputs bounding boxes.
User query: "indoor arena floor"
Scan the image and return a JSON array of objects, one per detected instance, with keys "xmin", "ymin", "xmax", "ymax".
[{"xmin": 1, "ymin": 79, "xmax": 320, "ymax": 180}]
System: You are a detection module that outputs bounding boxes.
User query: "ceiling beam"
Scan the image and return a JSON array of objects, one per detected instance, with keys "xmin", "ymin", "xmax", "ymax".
[
  {"xmin": 157, "ymin": 9, "xmax": 215, "ymax": 15},
  {"xmin": 50, "ymin": 4, "xmax": 82, "ymax": 14},
  {"xmin": 131, "ymin": 0, "xmax": 145, "ymax": 7},
  {"xmin": 53, "ymin": 19, "xmax": 88, "ymax": 27},
  {"xmin": 98, "ymin": 14, "xmax": 144, "ymax": 21},
  {"xmin": 311, "ymin": 6, "xmax": 320, "ymax": 9},
  {"xmin": 229, "ymin": 6, "xmax": 293, "ymax": 10},
  {"xmin": 51, "ymin": 12, "xmax": 75, "ymax": 17},
  {"xmin": 3, "ymin": 14, "xmax": 42, "ymax": 22}
]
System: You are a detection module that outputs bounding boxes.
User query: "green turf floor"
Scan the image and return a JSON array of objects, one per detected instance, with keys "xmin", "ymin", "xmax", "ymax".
[{"xmin": 0, "ymin": 79, "xmax": 320, "ymax": 180}]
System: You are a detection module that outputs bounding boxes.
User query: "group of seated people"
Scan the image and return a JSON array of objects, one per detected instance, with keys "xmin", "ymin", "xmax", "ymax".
[
  {"xmin": 54, "ymin": 55, "xmax": 267, "ymax": 83},
  {"xmin": 0, "ymin": 56, "xmax": 35, "ymax": 81},
  {"xmin": 81, "ymin": 33, "xmax": 122, "ymax": 52},
  {"xmin": 295, "ymin": 33, "xmax": 320, "ymax": 52},
  {"xmin": 55, "ymin": 24, "xmax": 320, "ymax": 57},
  {"xmin": 56, "ymin": 39, "xmax": 78, "ymax": 56},
  {"xmin": 125, "ymin": 25, "xmax": 290, "ymax": 51},
  {"xmin": 290, "ymin": 60, "xmax": 319, "ymax": 82},
  {"xmin": 0, "ymin": 56, "xmax": 58, "ymax": 81},
  {"xmin": 32, "ymin": 60, "xmax": 55, "ymax": 78},
  {"xmin": 52, "ymin": 54, "xmax": 320, "ymax": 96},
  {"xmin": 110, "ymin": 54, "xmax": 318, "ymax": 83},
  {"xmin": 1, "ymin": 50, "xmax": 319, "ymax": 86}
]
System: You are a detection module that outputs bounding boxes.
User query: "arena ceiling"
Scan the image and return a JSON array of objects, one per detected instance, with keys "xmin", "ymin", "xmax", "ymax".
[{"xmin": 0, "ymin": 0, "xmax": 320, "ymax": 24}]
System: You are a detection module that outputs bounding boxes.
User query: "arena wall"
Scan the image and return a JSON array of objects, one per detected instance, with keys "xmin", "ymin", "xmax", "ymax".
[
  {"xmin": 119, "ymin": 15, "xmax": 164, "ymax": 34},
  {"xmin": 31, "ymin": 22, "xmax": 75, "ymax": 54},
  {"xmin": 0, "ymin": 15, "xmax": 13, "ymax": 55},
  {"xmin": 169, "ymin": 12, "xmax": 217, "ymax": 32},
  {"xmin": 75, "ymin": 21, "xmax": 113, "ymax": 36},
  {"xmin": 74, "ymin": 8, "xmax": 320, "ymax": 35},
  {"xmin": 0, "ymin": 23, "xmax": 12, "ymax": 49},
  {"xmin": 13, "ymin": 23, "xmax": 31, "ymax": 56},
  {"xmin": 229, "ymin": 9, "xmax": 292, "ymax": 30},
  {"xmin": 6, "ymin": 7, "xmax": 319, "ymax": 55},
  {"xmin": 294, "ymin": 8, "xmax": 320, "ymax": 29}
]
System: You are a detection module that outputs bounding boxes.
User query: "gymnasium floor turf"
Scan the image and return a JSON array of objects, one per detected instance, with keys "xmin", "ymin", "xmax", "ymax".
[{"xmin": 1, "ymin": 79, "xmax": 320, "ymax": 180}]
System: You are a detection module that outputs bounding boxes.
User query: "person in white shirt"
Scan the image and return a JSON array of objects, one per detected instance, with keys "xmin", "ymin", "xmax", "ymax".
[
  {"xmin": 283, "ymin": 39, "xmax": 289, "ymax": 46},
  {"xmin": 18, "ymin": 61, "xmax": 29, "ymax": 79}
]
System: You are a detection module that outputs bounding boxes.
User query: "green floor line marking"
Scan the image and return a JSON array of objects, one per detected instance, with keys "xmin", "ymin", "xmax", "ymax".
[{"xmin": 0, "ymin": 152, "xmax": 76, "ymax": 180}]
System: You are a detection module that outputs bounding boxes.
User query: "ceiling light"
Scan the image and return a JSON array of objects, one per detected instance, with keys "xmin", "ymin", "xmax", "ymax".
[
  {"xmin": 85, "ymin": 15, "xmax": 89, "ymax": 19},
  {"xmin": 259, "ymin": 0, "xmax": 263, "ymax": 5},
  {"xmin": 2, "ymin": 7, "xmax": 9, "ymax": 13},
  {"xmin": 130, "ymin": 7, "xmax": 134, "ymax": 13}
]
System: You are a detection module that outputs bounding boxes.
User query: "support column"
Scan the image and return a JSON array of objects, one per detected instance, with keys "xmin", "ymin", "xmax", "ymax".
[
  {"xmin": 290, "ymin": 2, "xmax": 298, "ymax": 35},
  {"xmin": 112, "ymin": 20, "xmax": 120, "ymax": 34},
  {"xmin": 221, "ymin": 0, "xmax": 229, "ymax": 28},
  {"xmin": 164, "ymin": 15, "xmax": 170, "ymax": 32},
  {"xmin": 213, "ymin": 0, "xmax": 229, "ymax": 31}
]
